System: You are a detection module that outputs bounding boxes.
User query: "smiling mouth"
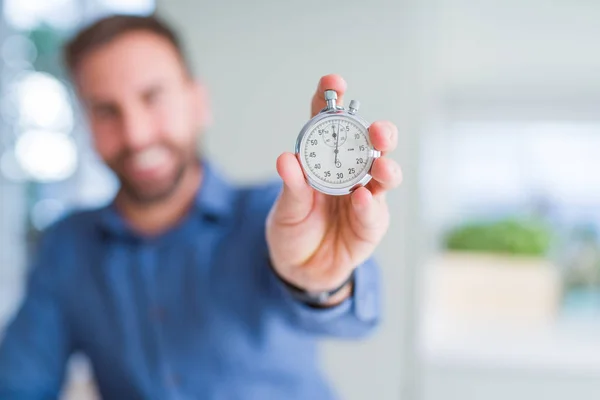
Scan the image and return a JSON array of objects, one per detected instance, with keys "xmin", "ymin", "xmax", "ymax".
[{"xmin": 121, "ymin": 145, "xmax": 174, "ymax": 181}]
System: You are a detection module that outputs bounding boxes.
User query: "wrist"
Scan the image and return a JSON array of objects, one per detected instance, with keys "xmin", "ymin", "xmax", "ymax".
[
  {"xmin": 269, "ymin": 262, "xmax": 355, "ymax": 307},
  {"xmin": 320, "ymin": 281, "xmax": 353, "ymax": 307}
]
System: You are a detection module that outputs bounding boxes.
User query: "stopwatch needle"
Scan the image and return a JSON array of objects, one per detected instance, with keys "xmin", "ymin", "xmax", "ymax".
[{"xmin": 334, "ymin": 123, "xmax": 341, "ymax": 168}]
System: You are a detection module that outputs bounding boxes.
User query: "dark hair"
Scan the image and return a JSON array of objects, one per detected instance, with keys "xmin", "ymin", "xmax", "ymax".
[{"xmin": 64, "ymin": 14, "xmax": 191, "ymax": 76}]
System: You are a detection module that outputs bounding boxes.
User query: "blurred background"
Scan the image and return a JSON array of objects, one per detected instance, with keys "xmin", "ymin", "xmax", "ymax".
[{"xmin": 1, "ymin": 0, "xmax": 599, "ymax": 399}]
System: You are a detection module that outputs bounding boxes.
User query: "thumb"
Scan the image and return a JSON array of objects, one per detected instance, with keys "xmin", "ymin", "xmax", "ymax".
[{"xmin": 274, "ymin": 152, "xmax": 314, "ymax": 224}]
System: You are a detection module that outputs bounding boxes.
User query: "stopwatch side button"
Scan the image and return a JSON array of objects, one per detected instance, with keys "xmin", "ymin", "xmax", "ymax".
[{"xmin": 349, "ymin": 100, "xmax": 360, "ymax": 114}]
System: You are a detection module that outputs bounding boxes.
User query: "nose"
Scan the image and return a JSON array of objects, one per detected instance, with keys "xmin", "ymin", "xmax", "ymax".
[{"xmin": 120, "ymin": 104, "xmax": 154, "ymax": 152}]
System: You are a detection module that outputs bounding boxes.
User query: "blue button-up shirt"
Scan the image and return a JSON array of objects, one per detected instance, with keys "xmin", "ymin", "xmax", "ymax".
[{"xmin": 0, "ymin": 162, "xmax": 381, "ymax": 400}]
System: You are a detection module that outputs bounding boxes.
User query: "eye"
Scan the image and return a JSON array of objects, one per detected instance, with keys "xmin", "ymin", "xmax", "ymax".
[
  {"xmin": 92, "ymin": 104, "xmax": 118, "ymax": 120},
  {"xmin": 144, "ymin": 87, "xmax": 164, "ymax": 106}
]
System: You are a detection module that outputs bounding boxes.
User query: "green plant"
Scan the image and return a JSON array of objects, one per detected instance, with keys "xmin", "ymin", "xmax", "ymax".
[{"xmin": 444, "ymin": 218, "xmax": 553, "ymax": 256}]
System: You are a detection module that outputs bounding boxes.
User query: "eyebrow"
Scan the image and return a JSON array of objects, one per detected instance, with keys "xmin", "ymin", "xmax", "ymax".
[{"xmin": 86, "ymin": 81, "xmax": 167, "ymax": 108}]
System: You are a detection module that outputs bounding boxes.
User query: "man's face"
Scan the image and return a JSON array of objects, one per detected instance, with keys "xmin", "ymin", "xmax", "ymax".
[{"xmin": 74, "ymin": 31, "xmax": 209, "ymax": 204}]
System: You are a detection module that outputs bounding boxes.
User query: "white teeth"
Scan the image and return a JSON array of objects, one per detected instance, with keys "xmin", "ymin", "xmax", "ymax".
[{"xmin": 131, "ymin": 146, "xmax": 168, "ymax": 170}]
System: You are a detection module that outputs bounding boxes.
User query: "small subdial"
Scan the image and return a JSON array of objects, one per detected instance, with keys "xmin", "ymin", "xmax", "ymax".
[{"xmin": 322, "ymin": 123, "xmax": 347, "ymax": 147}]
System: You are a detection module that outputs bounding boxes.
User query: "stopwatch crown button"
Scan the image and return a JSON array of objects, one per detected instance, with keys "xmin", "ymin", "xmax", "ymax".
[
  {"xmin": 324, "ymin": 90, "xmax": 337, "ymax": 101},
  {"xmin": 324, "ymin": 90, "xmax": 337, "ymax": 111}
]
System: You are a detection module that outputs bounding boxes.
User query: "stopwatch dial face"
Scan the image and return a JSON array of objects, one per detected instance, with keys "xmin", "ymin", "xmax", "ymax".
[{"xmin": 302, "ymin": 116, "xmax": 371, "ymax": 188}]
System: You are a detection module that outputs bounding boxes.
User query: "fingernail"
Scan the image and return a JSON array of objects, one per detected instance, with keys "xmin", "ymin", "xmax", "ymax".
[{"xmin": 386, "ymin": 123, "xmax": 394, "ymax": 139}]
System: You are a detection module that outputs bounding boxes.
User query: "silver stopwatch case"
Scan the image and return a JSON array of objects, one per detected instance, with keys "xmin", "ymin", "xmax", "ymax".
[{"xmin": 295, "ymin": 90, "xmax": 381, "ymax": 196}]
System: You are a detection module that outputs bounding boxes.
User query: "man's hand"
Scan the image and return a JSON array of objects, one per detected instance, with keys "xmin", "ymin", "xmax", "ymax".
[{"xmin": 266, "ymin": 74, "xmax": 402, "ymax": 306}]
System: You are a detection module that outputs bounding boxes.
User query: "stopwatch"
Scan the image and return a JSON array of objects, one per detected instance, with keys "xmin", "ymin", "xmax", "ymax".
[{"xmin": 295, "ymin": 89, "xmax": 380, "ymax": 196}]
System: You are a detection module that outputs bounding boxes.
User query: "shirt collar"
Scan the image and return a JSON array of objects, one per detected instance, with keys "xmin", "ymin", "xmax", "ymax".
[
  {"xmin": 192, "ymin": 160, "xmax": 236, "ymax": 222},
  {"xmin": 96, "ymin": 160, "xmax": 236, "ymax": 239}
]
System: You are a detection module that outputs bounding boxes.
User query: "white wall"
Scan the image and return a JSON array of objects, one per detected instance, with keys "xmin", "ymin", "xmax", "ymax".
[
  {"xmin": 430, "ymin": 0, "xmax": 600, "ymax": 107},
  {"xmin": 420, "ymin": 1, "xmax": 600, "ymax": 400},
  {"xmin": 157, "ymin": 1, "xmax": 424, "ymax": 399}
]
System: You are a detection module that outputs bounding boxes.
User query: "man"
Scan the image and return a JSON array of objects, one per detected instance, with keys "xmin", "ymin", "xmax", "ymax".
[{"xmin": 0, "ymin": 14, "xmax": 401, "ymax": 400}]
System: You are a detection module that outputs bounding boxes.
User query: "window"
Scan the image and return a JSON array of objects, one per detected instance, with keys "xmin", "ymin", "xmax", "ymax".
[{"xmin": 421, "ymin": 119, "xmax": 600, "ymax": 370}]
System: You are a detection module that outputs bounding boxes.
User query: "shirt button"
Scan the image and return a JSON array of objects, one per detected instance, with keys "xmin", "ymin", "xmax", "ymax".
[
  {"xmin": 165, "ymin": 372, "xmax": 181, "ymax": 388},
  {"xmin": 150, "ymin": 306, "xmax": 166, "ymax": 322},
  {"xmin": 357, "ymin": 293, "xmax": 377, "ymax": 322}
]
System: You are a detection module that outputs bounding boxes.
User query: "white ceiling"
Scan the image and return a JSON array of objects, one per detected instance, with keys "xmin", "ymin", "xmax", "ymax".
[{"xmin": 430, "ymin": 0, "xmax": 600, "ymax": 97}]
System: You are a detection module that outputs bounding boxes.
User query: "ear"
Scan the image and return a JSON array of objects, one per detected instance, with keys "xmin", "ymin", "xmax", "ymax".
[{"xmin": 190, "ymin": 79, "xmax": 213, "ymax": 130}]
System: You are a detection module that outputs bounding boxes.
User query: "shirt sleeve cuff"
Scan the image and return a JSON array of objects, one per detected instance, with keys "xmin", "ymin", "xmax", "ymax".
[{"xmin": 270, "ymin": 257, "xmax": 381, "ymax": 325}]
